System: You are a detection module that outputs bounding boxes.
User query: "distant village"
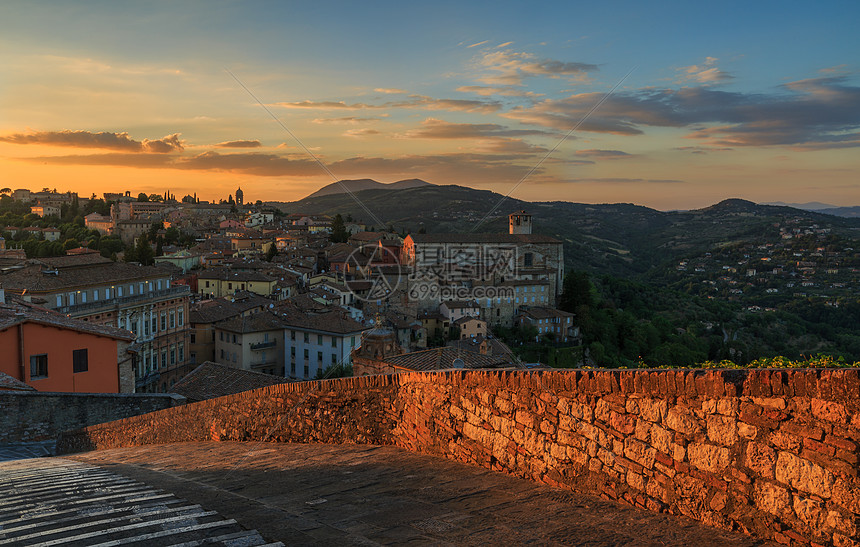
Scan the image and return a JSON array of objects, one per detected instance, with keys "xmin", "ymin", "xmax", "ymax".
[
  {"xmin": 670, "ymin": 216, "xmax": 859, "ymax": 310},
  {"xmin": 0, "ymin": 187, "xmax": 580, "ymax": 396}
]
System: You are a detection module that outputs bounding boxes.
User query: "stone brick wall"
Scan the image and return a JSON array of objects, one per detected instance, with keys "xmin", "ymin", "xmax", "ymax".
[
  {"xmin": 0, "ymin": 391, "xmax": 186, "ymax": 443},
  {"xmin": 57, "ymin": 369, "xmax": 860, "ymax": 546}
]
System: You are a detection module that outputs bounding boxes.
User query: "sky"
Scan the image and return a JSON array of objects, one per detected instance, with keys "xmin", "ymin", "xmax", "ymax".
[{"xmin": 1, "ymin": 1, "xmax": 859, "ymax": 211}]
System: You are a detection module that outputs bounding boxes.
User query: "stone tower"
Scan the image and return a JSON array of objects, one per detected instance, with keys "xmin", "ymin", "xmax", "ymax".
[
  {"xmin": 351, "ymin": 322, "xmax": 403, "ymax": 376},
  {"xmin": 509, "ymin": 210, "xmax": 532, "ymax": 235},
  {"xmin": 235, "ymin": 187, "xmax": 244, "ymax": 207}
]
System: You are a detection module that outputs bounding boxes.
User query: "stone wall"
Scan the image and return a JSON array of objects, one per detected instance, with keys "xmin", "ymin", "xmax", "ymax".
[
  {"xmin": 57, "ymin": 369, "xmax": 860, "ymax": 546},
  {"xmin": 0, "ymin": 391, "xmax": 186, "ymax": 443}
]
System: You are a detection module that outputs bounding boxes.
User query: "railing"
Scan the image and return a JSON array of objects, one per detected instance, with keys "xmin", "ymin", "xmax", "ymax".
[
  {"xmin": 57, "ymin": 285, "xmax": 191, "ymax": 315},
  {"xmin": 249, "ymin": 340, "xmax": 277, "ymax": 351}
]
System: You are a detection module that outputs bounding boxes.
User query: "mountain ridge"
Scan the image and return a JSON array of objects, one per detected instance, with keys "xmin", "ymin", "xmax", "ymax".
[{"xmin": 302, "ymin": 178, "xmax": 433, "ymax": 200}]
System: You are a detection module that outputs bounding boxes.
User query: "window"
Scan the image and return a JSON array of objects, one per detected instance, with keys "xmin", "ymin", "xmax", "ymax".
[
  {"xmin": 73, "ymin": 349, "xmax": 88, "ymax": 373},
  {"xmin": 290, "ymin": 330, "xmax": 295, "ymax": 341},
  {"xmin": 228, "ymin": 282, "xmax": 232, "ymax": 290},
  {"xmin": 220, "ymin": 331, "xmax": 224, "ymax": 341},
  {"xmin": 161, "ymin": 351, "xmax": 167, "ymax": 368},
  {"xmin": 94, "ymin": 289, "xmax": 99, "ymax": 301},
  {"xmin": 152, "ymin": 316, "xmax": 157, "ymax": 333},
  {"xmin": 331, "ymin": 354, "xmax": 337, "ymax": 365},
  {"xmin": 139, "ymin": 283, "xmax": 144, "ymax": 294},
  {"xmin": 232, "ymin": 334, "xmax": 237, "ymax": 344},
  {"xmin": 351, "ymin": 336, "xmax": 356, "ymax": 347},
  {"xmin": 178, "ymin": 309, "xmax": 184, "ymax": 327},
  {"xmin": 56, "ymin": 295, "xmax": 62, "ymax": 307},
  {"xmin": 170, "ymin": 310, "xmax": 175, "ymax": 329},
  {"xmin": 524, "ymin": 252, "xmax": 533, "ymax": 267},
  {"xmin": 157, "ymin": 280, "xmax": 163, "ymax": 290},
  {"xmin": 303, "ymin": 363, "xmax": 309, "ymax": 378},
  {"xmin": 317, "ymin": 335, "xmax": 323, "ymax": 345},
  {"xmin": 264, "ymin": 333, "xmax": 269, "ymax": 342},
  {"xmin": 30, "ymin": 354, "xmax": 48, "ymax": 378},
  {"xmin": 317, "ymin": 351, "xmax": 322, "ymax": 363},
  {"xmin": 220, "ymin": 348, "xmax": 225, "ymax": 358},
  {"xmin": 331, "ymin": 337, "xmax": 337, "ymax": 348},
  {"xmin": 160, "ymin": 312, "xmax": 166, "ymax": 331},
  {"xmin": 117, "ymin": 286, "xmax": 123, "ymax": 297},
  {"xmin": 170, "ymin": 346, "xmax": 176, "ymax": 365},
  {"xmin": 145, "ymin": 320, "xmax": 150, "ymax": 336},
  {"xmin": 68, "ymin": 292, "xmax": 75, "ymax": 305},
  {"xmin": 129, "ymin": 285, "xmax": 134, "ymax": 295},
  {"xmin": 190, "ymin": 332, "xmax": 196, "ymax": 344},
  {"xmin": 205, "ymin": 280, "xmax": 210, "ymax": 288},
  {"xmin": 81, "ymin": 292, "xmax": 87, "ymax": 303},
  {"xmin": 303, "ymin": 348, "xmax": 309, "ymax": 359},
  {"xmin": 291, "ymin": 347, "xmax": 296, "ymax": 357}
]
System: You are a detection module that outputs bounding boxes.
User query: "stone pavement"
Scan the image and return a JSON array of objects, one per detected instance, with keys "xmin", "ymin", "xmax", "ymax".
[
  {"xmin": 69, "ymin": 442, "xmax": 774, "ymax": 546},
  {"xmin": 0, "ymin": 457, "xmax": 282, "ymax": 546}
]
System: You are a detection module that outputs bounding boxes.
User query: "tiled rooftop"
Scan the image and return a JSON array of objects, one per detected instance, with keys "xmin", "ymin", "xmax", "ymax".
[{"xmin": 169, "ymin": 361, "xmax": 290, "ymax": 402}]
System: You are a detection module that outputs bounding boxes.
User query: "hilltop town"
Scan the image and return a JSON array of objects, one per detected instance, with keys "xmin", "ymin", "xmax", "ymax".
[{"xmin": 0, "ymin": 186, "xmax": 577, "ymax": 394}]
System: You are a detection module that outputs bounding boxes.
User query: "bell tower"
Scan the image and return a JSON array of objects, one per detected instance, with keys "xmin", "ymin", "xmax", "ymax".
[{"xmin": 509, "ymin": 210, "xmax": 532, "ymax": 235}]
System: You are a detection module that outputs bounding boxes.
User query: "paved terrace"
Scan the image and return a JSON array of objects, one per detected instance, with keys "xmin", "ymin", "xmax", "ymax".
[{"xmin": 53, "ymin": 442, "xmax": 771, "ymax": 546}]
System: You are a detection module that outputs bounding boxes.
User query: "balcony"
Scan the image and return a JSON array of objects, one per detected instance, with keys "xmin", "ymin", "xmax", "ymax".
[
  {"xmin": 57, "ymin": 285, "xmax": 191, "ymax": 315},
  {"xmin": 250, "ymin": 340, "xmax": 277, "ymax": 351}
]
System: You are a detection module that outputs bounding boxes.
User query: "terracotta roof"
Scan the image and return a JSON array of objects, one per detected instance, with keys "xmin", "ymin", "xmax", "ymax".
[
  {"xmin": 0, "ymin": 298, "xmax": 135, "ymax": 341},
  {"xmin": 276, "ymin": 307, "xmax": 368, "ymax": 335},
  {"xmin": 518, "ymin": 307, "xmax": 574, "ymax": 320},
  {"xmin": 190, "ymin": 292, "xmax": 272, "ymax": 324},
  {"xmin": 0, "ymin": 261, "xmax": 168, "ymax": 293},
  {"xmin": 169, "ymin": 361, "xmax": 290, "ymax": 402},
  {"xmin": 216, "ymin": 310, "xmax": 287, "ymax": 334},
  {"xmin": 0, "ymin": 371, "xmax": 36, "ymax": 391},
  {"xmin": 385, "ymin": 347, "xmax": 509, "ymax": 372},
  {"xmin": 408, "ymin": 233, "xmax": 561, "ymax": 244},
  {"xmin": 197, "ymin": 268, "xmax": 275, "ymax": 282}
]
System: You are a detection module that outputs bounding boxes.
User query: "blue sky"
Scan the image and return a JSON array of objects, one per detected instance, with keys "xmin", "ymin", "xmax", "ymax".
[{"xmin": 1, "ymin": 1, "xmax": 858, "ymax": 209}]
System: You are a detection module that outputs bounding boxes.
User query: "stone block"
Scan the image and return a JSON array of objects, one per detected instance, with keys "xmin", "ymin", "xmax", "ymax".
[
  {"xmin": 745, "ymin": 442, "xmax": 776, "ymax": 479},
  {"xmin": 707, "ymin": 415, "xmax": 738, "ymax": 446},
  {"xmin": 738, "ymin": 422, "xmax": 758, "ymax": 440},
  {"xmin": 811, "ymin": 399, "xmax": 849, "ymax": 424},
  {"xmin": 666, "ymin": 405, "xmax": 700, "ymax": 436},
  {"xmin": 754, "ymin": 481, "xmax": 791, "ymax": 517},
  {"xmin": 624, "ymin": 437, "xmax": 657, "ymax": 469},
  {"xmin": 775, "ymin": 451, "xmax": 835, "ymax": 498},
  {"xmin": 687, "ymin": 442, "xmax": 731, "ymax": 474}
]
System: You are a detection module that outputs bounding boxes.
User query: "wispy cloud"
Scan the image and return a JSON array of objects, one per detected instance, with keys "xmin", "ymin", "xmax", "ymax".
[
  {"xmin": 311, "ymin": 116, "xmax": 383, "ymax": 124},
  {"xmin": 0, "ymin": 130, "xmax": 184, "ymax": 153},
  {"xmin": 473, "ymin": 48, "xmax": 599, "ymax": 86},
  {"xmin": 503, "ymin": 76, "xmax": 860, "ymax": 149},
  {"xmin": 402, "ymin": 118, "xmax": 553, "ymax": 139},
  {"xmin": 456, "ymin": 85, "xmax": 543, "ymax": 98},
  {"xmin": 560, "ymin": 177, "xmax": 684, "ymax": 184},
  {"xmin": 467, "ymin": 40, "xmax": 489, "ymax": 48},
  {"xmin": 214, "ymin": 139, "xmax": 262, "ymax": 148},
  {"xmin": 374, "ymin": 88, "xmax": 407, "ymax": 94},
  {"xmin": 574, "ymin": 149, "xmax": 636, "ymax": 160},
  {"xmin": 273, "ymin": 94, "xmax": 501, "ymax": 113},
  {"xmin": 676, "ymin": 57, "xmax": 733, "ymax": 85},
  {"xmin": 343, "ymin": 128, "xmax": 382, "ymax": 138}
]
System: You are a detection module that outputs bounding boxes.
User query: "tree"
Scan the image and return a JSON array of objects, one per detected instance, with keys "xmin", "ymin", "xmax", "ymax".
[
  {"xmin": 559, "ymin": 271, "xmax": 597, "ymax": 314},
  {"xmin": 137, "ymin": 193, "xmax": 149, "ymax": 202},
  {"xmin": 155, "ymin": 236, "xmax": 164, "ymax": 257},
  {"xmin": 329, "ymin": 214, "xmax": 349, "ymax": 243},
  {"xmin": 265, "ymin": 243, "xmax": 278, "ymax": 261},
  {"xmin": 148, "ymin": 193, "xmax": 163, "ymax": 202}
]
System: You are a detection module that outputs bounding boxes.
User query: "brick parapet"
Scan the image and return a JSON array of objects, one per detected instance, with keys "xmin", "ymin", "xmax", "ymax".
[{"xmin": 57, "ymin": 369, "xmax": 860, "ymax": 545}]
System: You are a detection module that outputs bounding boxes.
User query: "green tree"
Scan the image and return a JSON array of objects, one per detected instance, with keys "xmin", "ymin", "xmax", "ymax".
[
  {"xmin": 329, "ymin": 213, "xmax": 349, "ymax": 243},
  {"xmin": 137, "ymin": 193, "xmax": 149, "ymax": 202},
  {"xmin": 265, "ymin": 243, "xmax": 278, "ymax": 261}
]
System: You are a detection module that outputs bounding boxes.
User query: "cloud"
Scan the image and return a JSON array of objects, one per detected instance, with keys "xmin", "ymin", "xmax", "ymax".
[
  {"xmin": 23, "ymin": 149, "xmax": 539, "ymax": 183},
  {"xmin": 343, "ymin": 128, "xmax": 382, "ymax": 138},
  {"xmin": 467, "ymin": 40, "xmax": 489, "ymax": 48},
  {"xmin": 374, "ymin": 88, "xmax": 407, "ymax": 94},
  {"xmin": 496, "ymin": 42, "xmax": 514, "ymax": 48},
  {"xmin": 214, "ymin": 140, "xmax": 262, "ymax": 148},
  {"xmin": 503, "ymin": 76, "xmax": 860, "ymax": 149},
  {"xmin": 0, "ymin": 130, "xmax": 184, "ymax": 153},
  {"xmin": 311, "ymin": 116, "xmax": 383, "ymax": 124},
  {"xmin": 574, "ymin": 149, "xmax": 636, "ymax": 160},
  {"xmin": 273, "ymin": 94, "xmax": 501, "ymax": 113},
  {"xmin": 402, "ymin": 118, "xmax": 553, "ymax": 139},
  {"xmin": 473, "ymin": 48, "xmax": 599, "ymax": 86},
  {"xmin": 674, "ymin": 145, "xmax": 734, "ymax": 154},
  {"xmin": 677, "ymin": 57, "xmax": 733, "ymax": 85},
  {"xmin": 456, "ymin": 85, "xmax": 543, "ymax": 98},
  {"xmin": 560, "ymin": 177, "xmax": 684, "ymax": 184}
]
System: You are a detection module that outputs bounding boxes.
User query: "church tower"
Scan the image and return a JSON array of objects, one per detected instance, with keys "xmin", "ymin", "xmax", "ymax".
[
  {"xmin": 509, "ymin": 210, "xmax": 532, "ymax": 235},
  {"xmin": 235, "ymin": 187, "xmax": 244, "ymax": 206}
]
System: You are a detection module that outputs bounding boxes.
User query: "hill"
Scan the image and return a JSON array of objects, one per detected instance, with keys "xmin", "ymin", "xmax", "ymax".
[
  {"xmin": 274, "ymin": 187, "xmax": 860, "ymax": 278},
  {"xmin": 302, "ymin": 178, "xmax": 433, "ymax": 200}
]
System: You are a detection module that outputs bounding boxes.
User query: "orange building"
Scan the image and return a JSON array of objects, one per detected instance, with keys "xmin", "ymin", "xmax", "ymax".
[{"xmin": 0, "ymin": 293, "xmax": 135, "ymax": 393}]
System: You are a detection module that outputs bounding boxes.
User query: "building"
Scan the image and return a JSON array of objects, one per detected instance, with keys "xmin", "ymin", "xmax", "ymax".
[
  {"xmin": 30, "ymin": 205, "xmax": 61, "ymax": 218},
  {"xmin": 515, "ymin": 307, "xmax": 580, "ymax": 344},
  {"xmin": 197, "ymin": 268, "xmax": 277, "ymax": 298},
  {"xmin": 84, "ymin": 212, "xmax": 114, "ymax": 234},
  {"xmin": 454, "ymin": 316, "xmax": 486, "ymax": 339},
  {"xmin": 12, "ymin": 189, "xmax": 31, "ymax": 202},
  {"xmin": 0, "ymin": 254, "xmax": 192, "ymax": 393},
  {"xmin": 214, "ymin": 311, "xmax": 287, "ymax": 376},
  {"xmin": 42, "ymin": 227, "xmax": 61, "ymax": 242},
  {"xmin": 189, "ymin": 291, "xmax": 272, "ymax": 365},
  {"xmin": 509, "ymin": 210, "xmax": 533, "ymax": 234},
  {"xmin": 280, "ymin": 309, "xmax": 369, "ymax": 380},
  {"xmin": 353, "ymin": 344, "xmax": 510, "ymax": 376},
  {"xmin": 236, "ymin": 187, "xmax": 244, "ymax": 207},
  {"xmin": 0, "ymin": 291, "xmax": 135, "ymax": 392}
]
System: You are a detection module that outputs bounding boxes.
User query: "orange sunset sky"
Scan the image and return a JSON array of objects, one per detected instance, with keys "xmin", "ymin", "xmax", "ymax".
[{"xmin": 1, "ymin": 1, "xmax": 859, "ymax": 210}]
